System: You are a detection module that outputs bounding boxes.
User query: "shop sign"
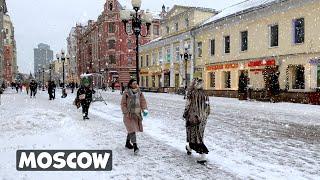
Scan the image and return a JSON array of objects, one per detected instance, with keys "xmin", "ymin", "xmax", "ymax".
[
  {"xmin": 206, "ymin": 63, "xmax": 238, "ymax": 71},
  {"xmin": 225, "ymin": 63, "xmax": 238, "ymax": 69},
  {"xmin": 248, "ymin": 58, "xmax": 276, "ymax": 67},
  {"xmin": 207, "ymin": 65, "xmax": 223, "ymax": 71},
  {"xmin": 309, "ymin": 58, "xmax": 320, "ymax": 65}
]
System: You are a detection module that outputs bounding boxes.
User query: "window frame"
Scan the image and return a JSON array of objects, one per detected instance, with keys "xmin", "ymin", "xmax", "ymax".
[
  {"xmin": 224, "ymin": 35, "xmax": 231, "ymax": 54},
  {"xmin": 269, "ymin": 24, "xmax": 279, "ymax": 48},
  {"xmin": 293, "ymin": 17, "xmax": 305, "ymax": 44},
  {"xmin": 240, "ymin": 31, "xmax": 248, "ymax": 52}
]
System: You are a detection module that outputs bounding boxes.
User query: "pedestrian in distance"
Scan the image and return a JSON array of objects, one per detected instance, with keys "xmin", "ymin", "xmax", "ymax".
[
  {"xmin": 15, "ymin": 83, "xmax": 19, "ymax": 93},
  {"xmin": 48, "ymin": 81, "xmax": 56, "ymax": 100},
  {"xmin": 71, "ymin": 81, "xmax": 75, "ymax": 93},
  {"xmin": 29, "ymin": 80, "xmax": 38, "ymax": 98},
  {"xmin": 76, "ymin": 78, "xmax": 95, "ymax": 120},
  {"xmin": 183, "ymin": 78, "xmax": 210, "ymax": 165},
  {"xmin": 120, "ymin": 82, "xmax": 125, "ymax": 95},
  {"xmin": 25, "ymin": 83, "xmax": 30, "ymax": 95},
  {"xmin": 121, "ymin": 79, "xmax": 148, "ymax": 155}
]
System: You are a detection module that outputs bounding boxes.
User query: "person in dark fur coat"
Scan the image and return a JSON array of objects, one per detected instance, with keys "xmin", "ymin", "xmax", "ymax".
[{"xmin": 183, "ymin": 78, "xmax": 211, "ymax": 164}]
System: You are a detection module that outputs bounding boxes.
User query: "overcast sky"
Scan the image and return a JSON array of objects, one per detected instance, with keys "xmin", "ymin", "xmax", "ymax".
[{"xmin": 6, "ymin": 0, "xmax": 244, "ymax": 74}]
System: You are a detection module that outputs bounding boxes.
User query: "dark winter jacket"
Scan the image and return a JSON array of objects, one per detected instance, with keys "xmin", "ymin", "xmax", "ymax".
[
  {"xmin": 29, "ymin": 81, "xmax": 38, "ymax": 90},
  {"xmin": 48, "ymin": 82, "xmax": 56, "ymax": 93},
  {"xmin": 77, "ymin": 86, "xmax": 95, "ymax": 104}
]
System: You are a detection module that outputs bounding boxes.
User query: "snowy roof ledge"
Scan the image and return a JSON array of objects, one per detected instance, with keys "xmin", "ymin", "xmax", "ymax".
[{"xmin": 200, "ymin": 0, "xmax": 287, "ymax": 27}]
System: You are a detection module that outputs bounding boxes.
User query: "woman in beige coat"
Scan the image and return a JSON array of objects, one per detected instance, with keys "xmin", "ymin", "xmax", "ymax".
[{"xmin": 121, "ymin": 79, "xmax": 148, "ymax": 154}]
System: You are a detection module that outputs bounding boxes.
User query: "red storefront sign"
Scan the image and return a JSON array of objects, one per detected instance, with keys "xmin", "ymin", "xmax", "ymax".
[
  {"xmin": 207, "ymin": 63, "xmax": 238, "ymax": 71},
  {"xmin": 207, "ymin": 65, "xmax": 224, "ymax": 71},
  {"xmin": 248, "ymin": 58, "xmax": 276, "ymax": 67}
]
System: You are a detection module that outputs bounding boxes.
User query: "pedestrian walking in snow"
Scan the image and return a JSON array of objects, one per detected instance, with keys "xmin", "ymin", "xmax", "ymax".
[
  {"xmin": 48, "ymin": 81, "xmax": 56, "ymax": 100},
  {"xmin": 183, "ymin": 78, "xmax": 210, "ymax": 164},
  {"xmin": 76, "ymin": 78, "xmax": 94, "ymax": 120},
  {"xmin": 29, "ymin": 80, "xmax": 38, "ymax": 98},
  {"xmin": 121, "ymin": 79, "xmax": 148, "ymax": 155},
  {"xmin": 25, "ymin": 83, "xmax": 30, "ymax": 95}
]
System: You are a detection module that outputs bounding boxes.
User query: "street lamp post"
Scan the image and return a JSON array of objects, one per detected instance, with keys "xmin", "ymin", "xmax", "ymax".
[
  {"xmin": 42, "ymin": 66, "xmax": 45, "ymax": 91},
  {"xmin": 120, "ymin": 0, "xmax": 153, "ymax": 84},
  {"xmin": 49, "ymin": 64, "xmax": 52, "ymax": 81},
  {"xmin": 180, "ymin": 45, "xmax": 192, "ymax": 98},
  {"xmin": 56, "ymin": 50, "xmax": 70, "ymax": 98}
]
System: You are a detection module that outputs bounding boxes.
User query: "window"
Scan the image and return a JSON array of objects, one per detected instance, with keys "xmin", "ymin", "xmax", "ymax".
[
  {"xmin": 166, "ymin": 26, "xmax": 170, "ymax": 34},
  {"xmin": 159, "ymin": 51, "xmax": 163, "ymax": 64},
  {"xmin": 128, "ymin": 40, "xmax": 132, "ymax": 49},
  {"xmin": 140, "ymin": 56, "xmax": 144, "ymax": 67},
  {"xmin": 126, "ymin": 23, "xmax": 132, "ymax": 34},
  {"xmin": 175, "ymin": 23, "xmax": 179, "ymax": 31},
  {"xmin": 153, "ymin": 25, "xmax": 159, "ymax": 35},
  {"xmin": 197, "ymin": 42, "xmax": 202, "ymax": 57},
  {"xmin": 241, "ymin": 31, "xmax": 248, "ymax": 51},
  {"xmin": 293, "ymin": 18, "xmax": 304, "ymax": 44},
  {"xmin": 146, "ymin": 76, "xmax": 149, "ymax": 87},
  {"xmin": 166, "ymin": 48, "xmax": 171, "ymax": 62},
  {"xmin": 108, "ymin": 40, "xmax": 115, "ymax": 49},
  {"xmin": 224, "ymin": 36, "xmax": 230, "ymax": 54},
  {"xmin": 109, "ymin": 55, "xmax": 116, "ymax": 64},
  {"xmin": 185, "ymin": 18, "xmax": 189, "ymax": 28},
  {"xmin": 128, "ymin": 57, "xmax": 132, "ymax": 65},
  {"xmin": 210, "ymin": 72, "xmax": 215, "ymax": 88},
  {"xmin": 146, "ymin": 55, "xmax": 149, "ymax": 67},
  {"xmin": 175, "ymin": 46, "xmax": 180, "ymax": 61},
  {"xmin": 292, "ymin": 65, "xmax": 305, "ymax": 89},
  {"xmin": 109, "ymin": 22, "xmax": 115, "ymax": 33},
  {"xmin": 109, "ymin": 2, "xmax": 113, "ymax": 11},
  {"xmin": 210, "ymin": 39, "xmax": 215, "ymax": 56},
  {"xmin": 270, "ymin": 24, "xmax": 279, "ymax": 47},
  {"xmin": 152, "ymin": 53, "xmax": 156, "ymax": 65},
  {"xmin": 224, "ymin": 71, "xmax": 231, "ymax": 88},
  {"xmin": 152, "ymin": 76, "xmax": 156, "ymax": 87}
]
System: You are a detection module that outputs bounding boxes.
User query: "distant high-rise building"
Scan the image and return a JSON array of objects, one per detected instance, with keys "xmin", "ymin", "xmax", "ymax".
[{"xmin": 33, "ymin": 43, "xmax": 53, "ymax": 74}]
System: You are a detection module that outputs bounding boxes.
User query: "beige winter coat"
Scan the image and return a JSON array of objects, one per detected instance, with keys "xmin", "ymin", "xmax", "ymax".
[{"xmin": 121, "ymin": 89, "xmax": 147, "ymax": 133}]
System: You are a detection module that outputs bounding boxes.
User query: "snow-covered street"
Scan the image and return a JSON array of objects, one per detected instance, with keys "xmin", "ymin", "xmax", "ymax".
[{"xmin": 0, "ymin": 89, "xmax": 319, "ymax": 180}]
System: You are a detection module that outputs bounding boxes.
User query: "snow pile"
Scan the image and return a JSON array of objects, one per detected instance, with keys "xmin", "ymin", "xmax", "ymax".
[{"xmin": 202, "ymin": 0, "xmax": 280, "ymax": 25}]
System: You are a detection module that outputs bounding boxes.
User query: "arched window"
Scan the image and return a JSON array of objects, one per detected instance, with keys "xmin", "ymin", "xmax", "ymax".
[{"xmin": 109, "ymin": 3, "xmax": 113, "ymax": 11}]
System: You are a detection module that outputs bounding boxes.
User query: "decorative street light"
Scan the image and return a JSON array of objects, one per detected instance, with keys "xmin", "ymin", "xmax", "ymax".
[
  {"xmin": 180, "ymin": 44, "xmax": 192, "ymax": 98},
  {"xmin": 56, "ymin": 49, "xmax": 70, "ymax": 98},
  {"xmin": 120, "ymin": 0, "xmax": 153, "ymax": 84}
]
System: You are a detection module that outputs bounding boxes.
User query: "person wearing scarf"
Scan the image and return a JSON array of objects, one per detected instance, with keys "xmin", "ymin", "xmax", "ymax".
[
  {"xmin": 121, "ymin": 79, "xmax": 148, "ymax": 155},
  {"xmin": 183, "ymin": 78, "xmax": 211, "ymax": 164}
]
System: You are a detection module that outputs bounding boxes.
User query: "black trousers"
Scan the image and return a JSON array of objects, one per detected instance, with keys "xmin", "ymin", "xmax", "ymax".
[
  {"xmin": 81, "ymin": 102, "xmax": 90, "ymax": 117},
  {"xmin": 30, "ymin": 89, "xmax": 36, "ymax": 97}
]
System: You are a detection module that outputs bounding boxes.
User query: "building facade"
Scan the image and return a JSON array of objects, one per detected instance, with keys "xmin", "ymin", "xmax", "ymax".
[
  {"xmin": 67, "ymin": 27, "xmax": 79, "ymax": 84},
  {"xmin": 140, "ymin": 0, "xmax": 320, "ymax": 103},
  {"xmin": 139, "ymin": 5, "xmax": 217, "ymax": 91},
  {"xmin": 34, "ymin": 43, "xmax": 53, "ymax": 75},
  {"xmin": 3, "ymin": 14, "xmax": 17, "ymax": 84},
  {"xmin": 194, "ymin": 0, "xmax": 320, "ymax": 103},
  {"xmin": 0, "ymin": 0, "xmax": 7, "ymax": 84},
  {"xmin": 75, "ymin": 0, "xmax": 161, "ymax": 86}
]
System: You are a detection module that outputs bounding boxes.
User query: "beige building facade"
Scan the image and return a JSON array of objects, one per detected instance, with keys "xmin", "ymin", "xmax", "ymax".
[
  {"xmin": 192, "ymin": 0, "xmax": 320, "ymax": 102},
  {"xmin": 140, "ymin": 5, "xmax": 217, "ymax": 91}
]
